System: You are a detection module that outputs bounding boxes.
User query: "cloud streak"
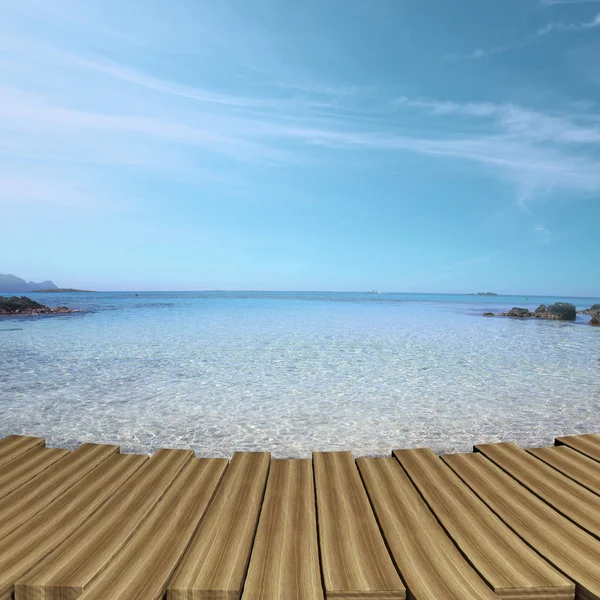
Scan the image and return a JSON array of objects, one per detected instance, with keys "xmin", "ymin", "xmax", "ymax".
[
  {"xmin": 466, "ymin": 9, "xmax": 600, "ymax": 59},
  {"xmin": 537, "ymin": 12, "xmax": 600, "ymax": 34},
  {"xmin": 1, "ymin": 0, "xmax": 600, "ymax": 214}
]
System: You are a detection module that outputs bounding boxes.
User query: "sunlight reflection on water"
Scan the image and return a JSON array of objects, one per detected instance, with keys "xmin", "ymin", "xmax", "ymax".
[{"xmin": 1, "ymin": 292, "xmax": 599, "ymax": 457}]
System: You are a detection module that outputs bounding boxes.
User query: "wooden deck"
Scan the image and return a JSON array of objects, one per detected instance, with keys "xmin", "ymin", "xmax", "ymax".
[{"xmin": 2, "ymin": 434, "xmax": 600, "ymax": 599}]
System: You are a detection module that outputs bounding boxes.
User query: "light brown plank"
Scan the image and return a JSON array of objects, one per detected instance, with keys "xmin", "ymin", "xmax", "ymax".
[
  {"xmin": 167, "ymin": 452, "xmax": 271, "ymax": 600},
  {"xmin": 0, "ymin": 446, "xmax": 69, "ymax": 501},
  {"xmin": 476, "ymin": 442, "xmax": 600, "ymax": 539},
  {"xmin": 242, "ymin": 459, "xmax": 324, "ymax": 600},
  {"xmin": 359, "ymin": 457, "xmax": 503, "ymax": 600},
  {"xmin": 393, "ymin": 448, "xmax": 573, "ymax": 600},
  {"xmin": 443, "ymin": 451, "xmax": 600, "ymax": 600},
  {"xmin": 17, "ymin": 448, "xmax": 194, "ymax": 600},
  {"xmin": 0, "ymin": 452, "xmax": 147, "ymax": 600},
  {"xmin": 529, "ymin": 446, "xmax": 600, "ymax": 496},
  {"xmin": 556, "ymin": 435, "xmax": 600, "ymax": 463},
  {"xmin": 313, "ymin": 452, "xmax": 405, "ymax": 600},
  {"xmin": 49, "ymin": 457, "xmax": 228, "ymax": 600},
  {"xmin": 0, "ymin": 435, "xmax": 45, "ymax": 467},
  {"xmin": 0, "ymin": 443, "xmax": 119, "ymax": 539}
]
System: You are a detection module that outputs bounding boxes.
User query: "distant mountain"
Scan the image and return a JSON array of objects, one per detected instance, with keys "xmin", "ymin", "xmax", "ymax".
[{"xmin": 0, "ymin": 273, "xmax": 58, "ymax": 293}]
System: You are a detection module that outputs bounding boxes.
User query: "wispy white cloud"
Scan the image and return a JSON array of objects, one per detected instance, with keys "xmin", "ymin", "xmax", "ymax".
[
  {"xmin": 1, "ymin": 0, "xmax": 600, "ymax": 215},
  {"xmin": 534, "ymin": 224, "xmax": 551, "ymax": 243},
  {"xmin": 464, "ymin": 10, "xmax": 600, "ymax": 59},
  {"xmin": 537, "ymin": 12, "xmax": 600, "ymax": 34},
  {"xmin": 541, "ymin": 0, "xmax": 600, "ymax": 6}
]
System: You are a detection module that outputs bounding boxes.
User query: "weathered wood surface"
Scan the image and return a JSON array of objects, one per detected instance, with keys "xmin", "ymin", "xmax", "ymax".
[
  {"xmin": 358, "ymin": 456, "xmax": 501, "ymax": 600},
  {"xmin": 0, "ymin": 453, "xmax": 147, "ymax": 600},
  {"xmin": 0, "ymin": 443, "xmax": 119, "ymax": 540},
  {"xmin": 0, "ymin": 445, "xmax": 69, "ymax": 500},
  {"xmin": 393, "ymin": 447, "xmax": 574, "ymax": 600},
  {"xmin": 167, "ymin": 452, "xmax": 271, "ymax": 600},
  {"xmin": 529, "ymin": 445, "xmax": 600, "ymax": 496},
  {"xmin": 1, "ymin": 433, "xmax": 600, "ymax": 600},
  {"xmin": 556, "ymin": 434, "xmax": 600, "ymax": 463},
  {"xmin": 443, "ymin": 451, "xmax": 600, "ymax": 600},
  {"xmin": 476, "ymin": 442, "xmax": 600, "ymax": 539},
  {"xmin": 243, "ymin": 459, "xmax": 324, "ymax": 600},
  {"xmin": 17, "ymin": 448, "xmax": 193, "ymax": 600},
  {"xmin": 0, "ymin": 435, "xmax": 45, "ymax": 467},
  {"xmin": 77, "ymin": 458, "xmax": 228, "ymax": 600},
  {"xmin": 314, "ymin": 452, "xmax": 405, "ymax": 600}
]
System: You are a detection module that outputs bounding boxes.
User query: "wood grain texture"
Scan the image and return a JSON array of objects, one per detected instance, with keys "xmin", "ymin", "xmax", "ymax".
[
  {"xmin": 528, "ymin": 446, "xmax": 600, "ymax": 496},
  {"xmin": 475, "ymin": 442, "xmax": 600, "ymax": 539},
  {"xmin": 16, "ymin": 448, "xmax": 194, "ymax": 600},
  {"xmin": 76, "ymin": 458, "xmax": 228, "ymax": 600},
  {"xmin": 393, "ymin": 448, "xmax": 573, "ymax": 600},
  {"xmin": 0, "ymin": 453, "xmax": 147, "ymax": 600},
  {"xmin": 358, "ymin": 457, "xmax": 500, "ymax": 600},
  {"xmin": 167, "ymin": 452, "xmax": 271, "ymax": 600},
  {"xmin": 0, "ymin": 435, "xmax": 45, "ymax": 467},
  {"xmin": 0, "ymin": 446, "xmax": 69, "ymax": 500},
  {"xmin": 443, "ymin": 452, "xmax": 600, "ymax": 600},
  {"xmin": 242, "ymin": 459, "xmax": 324, "ymax": 600},
  {"xmin": 556, "ymin": 435, "xmax": 600, "ymax": 463},
  {"xmin": 0, "ymin": 443, "xmax": 119, "ymax": 540},
  {"xmin": 313, "ymin": 452, "xmax": 405, "ymax": 600}
]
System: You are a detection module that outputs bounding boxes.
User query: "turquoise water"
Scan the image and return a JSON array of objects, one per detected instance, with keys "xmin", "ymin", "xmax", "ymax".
[{"xmin": 1, "ymin": 291, "xmax": 599, "ymax": 457}]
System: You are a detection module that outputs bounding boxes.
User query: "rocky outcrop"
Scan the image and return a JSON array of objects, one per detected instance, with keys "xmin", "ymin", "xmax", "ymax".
[
  {"xmin": 579, "ymin": 304, "xmax": 600, "ymax": 315},
  {"xmin": 546, "ymin": 302, "xmax": 577, "ymax": 321},
  {"xmin": 0, "ymin": 296, "xmax": 73, "ymax": 316},
  {"xmin": 485, "ymin": 302, "xmax": 577, "ymax": 321},
  {"xmin": 591, "ymin": 310, "xmax": 600, "ymax": 326}
]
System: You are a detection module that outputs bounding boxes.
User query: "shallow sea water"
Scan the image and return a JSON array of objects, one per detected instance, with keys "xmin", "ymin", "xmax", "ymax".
[{"xmin": 1, "ymin": 291, "xmax": 599, "ymax": 457}]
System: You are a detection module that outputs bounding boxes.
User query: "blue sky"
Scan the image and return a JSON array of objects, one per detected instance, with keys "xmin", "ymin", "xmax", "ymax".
[{"xmin": 1, "ymin": 0, "xmax": 599, "ymax": 295}]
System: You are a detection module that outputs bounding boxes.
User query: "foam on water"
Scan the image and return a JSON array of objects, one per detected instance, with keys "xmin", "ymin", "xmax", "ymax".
[{"xmin": 1, "ymin": 292, "xmax": 599, "ymax": 457}]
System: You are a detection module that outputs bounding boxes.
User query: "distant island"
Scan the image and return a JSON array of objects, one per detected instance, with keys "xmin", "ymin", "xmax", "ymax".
[
  {"xmin": 32, "ymin": 288, "xmax": 94, "ymax": 293},
  {"xmin": 0, "ymin": 273, "xmax": 58, "ymax": 293},
  {"xmin": 467, "ymin": 292, "xmax": 498, "ymax": 296}
]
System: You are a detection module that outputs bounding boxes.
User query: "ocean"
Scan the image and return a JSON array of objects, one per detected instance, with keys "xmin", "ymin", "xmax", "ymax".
[{"xmin": 1, "ymin": 291, "xmax": 599, "ymax": 457}]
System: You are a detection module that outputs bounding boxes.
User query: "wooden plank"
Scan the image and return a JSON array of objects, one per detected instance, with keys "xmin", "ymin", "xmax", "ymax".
[
  {"xmin": 0, "ymin": 435, "xmax": 45, "ymax": 467},
  {"xmin": 358, "ymin": 457, "xmax": 500, "ymax": 600},
  {"xmin": 0, "ymin": 446, "xmax": 69, "ymax": 500},
  {"xmin": 167, "ymin": 452, "xmax": 271, "ymax": 600},
  {"xmin": 37, "ymin": 458, "xmax": 228, "ymax": 600},
  {"xmin": 242, "ymin": 459, "xmax": 324, "ymax": 600},
  {"xmin": 393, "ymin": 448, "xmax": 574, "ymax": 600},
  {"xmin": 17, "ymin": 448, "xmax": 194, "ymax": 600},
  {"xmin": 529, "ymin": 446, "xmax": 600, "ymax": 496},
  {"xmin": 0, "ymin": 452, "xmax": 146, "ymax": 600},
  {"xmin": 0, "ymin": 443, "xmax": 119, "ymax": 539},
  {"xmin": 313, "ymin": 452, "xmax": 405, "ymax": 600},
  {"xmin": 443, "ymin": 451, "xmax": 600, "ymax": 600},
  {"xmin": 556, "ymin": 435, "xmax": 600, "ymax": 463},
  {"xmin": 475, "ymin": 442, "xmax": 600, "ymax": 540}
]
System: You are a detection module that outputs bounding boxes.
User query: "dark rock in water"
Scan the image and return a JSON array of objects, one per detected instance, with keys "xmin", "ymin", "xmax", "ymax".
[
  {"xmin": 484, "ymin": 301, "xmax": 578, "ymax": 321},
  {"xmin": 578, "ymin": 304, "xmax": 600, "ymax": 315},
  {"xmin": 0, "ymin": 296, "xmax": 73, "ymax": 316},
  {"xmin": 546, "ymin": 302, "xmax": 576, "ymax": 321},
  {"xmin": 591, "ymin": 310, "xmax": 600, "ymax": 326},
  {"xmin": 506, "ymin": 307, "xmax": 531, "ymax": 318}
]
